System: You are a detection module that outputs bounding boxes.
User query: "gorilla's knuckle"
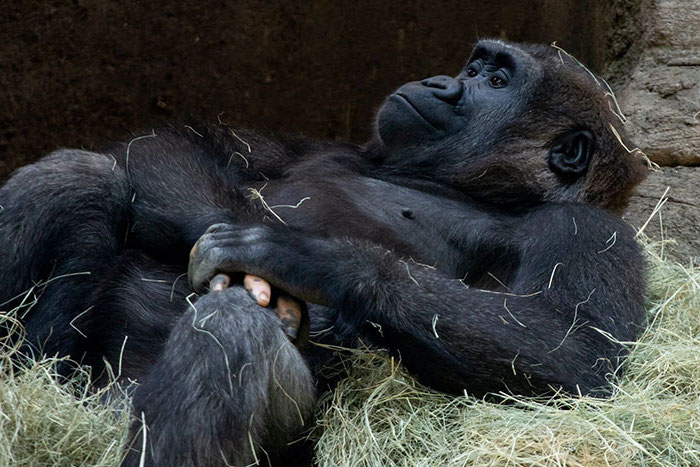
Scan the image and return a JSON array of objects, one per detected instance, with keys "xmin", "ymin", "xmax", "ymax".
[
  {"xmin": 205, "ymin": 223, "xmax": 231, "ymax": 234},
  {"xmin": 197, "ymin": 234, "xmax": 212, "ymax": 248},
  {"xmin": 245, "ymin": 226, "xmax": 271, "ymax": 242},
  {"xmin": 203, "ymin": 245, "xmax": 223, "ymax": 262},
  {"xmin": 241, "ymin": 231, "xmax": 262, "ymax": 244},
  {"xmin": 191, "ymin": 243, "xmax": 205, "ymax": 257},
  {"xmin": 197, "ymin": 234, "xmax": 220, "ymax": 253}
]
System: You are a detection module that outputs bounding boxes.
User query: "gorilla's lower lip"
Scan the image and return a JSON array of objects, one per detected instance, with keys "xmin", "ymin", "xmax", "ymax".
[{"xmin": 392, "ymin": 93, "xmax": 439, "ymax": 130}]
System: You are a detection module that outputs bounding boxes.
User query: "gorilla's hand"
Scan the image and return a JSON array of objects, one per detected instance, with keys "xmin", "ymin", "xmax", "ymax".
[
  {"xmin": 188, "ymin": 223, "xmax": 333, "ymax": 306},
  {"xmin": 189, "ymin": 224, "xmax": 312, "ymax": 344},
  {"xmin": 240, "ymin": 274, "xmax": 303, "ymax": 340}
]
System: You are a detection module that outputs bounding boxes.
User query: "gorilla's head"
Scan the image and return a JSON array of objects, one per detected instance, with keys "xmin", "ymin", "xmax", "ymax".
[{"xmin": 372, "ymin": 40, "xmax": 647, "ymax": 213}]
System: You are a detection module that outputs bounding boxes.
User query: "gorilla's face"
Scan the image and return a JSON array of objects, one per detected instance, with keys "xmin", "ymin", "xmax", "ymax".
[
  {"xmin": 376, "ymin": 41, "xmax": 531, "ymax": 148},
  {"xmin": 371, "ymin": 40, "xmax": 646, "ymax": 210}
]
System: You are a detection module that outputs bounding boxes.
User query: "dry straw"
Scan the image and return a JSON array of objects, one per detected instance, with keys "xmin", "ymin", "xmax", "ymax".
[{"xmin": 314, "ymin": 237, "xmax": 700, "ymax": 466}]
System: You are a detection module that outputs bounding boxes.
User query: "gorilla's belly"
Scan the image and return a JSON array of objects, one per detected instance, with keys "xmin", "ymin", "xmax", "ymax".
[{"xmin": 261, "ymin": 176, "xmax": 482, "ymax": 276}]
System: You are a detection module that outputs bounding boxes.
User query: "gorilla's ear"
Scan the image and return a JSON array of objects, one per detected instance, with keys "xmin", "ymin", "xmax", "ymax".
[{"xmin": 548, "ymin": 130, "xmax": 594, "ymax": 178}]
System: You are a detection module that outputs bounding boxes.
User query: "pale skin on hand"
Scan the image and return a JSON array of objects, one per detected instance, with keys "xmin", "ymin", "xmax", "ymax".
[
  {"xmin": 209, "ymin": 272, "xmax": 303, "ymax": 340},
  {"xmin": 190, "ymin": 241, "xmax": 304, "ymax": 339}
]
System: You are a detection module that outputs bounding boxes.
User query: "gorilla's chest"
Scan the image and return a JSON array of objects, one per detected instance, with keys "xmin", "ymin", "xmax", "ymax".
[{"xmin": 261, "ymin": 177, "xmax": 486, "ymax": 276}]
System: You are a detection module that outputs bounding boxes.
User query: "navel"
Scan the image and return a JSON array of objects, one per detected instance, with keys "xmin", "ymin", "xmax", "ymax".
[{"xmin": 401, "ymin": 208, "xmax": 415, "ymax": 219}]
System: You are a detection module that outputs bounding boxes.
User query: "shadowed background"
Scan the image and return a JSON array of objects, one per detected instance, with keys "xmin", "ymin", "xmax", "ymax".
[{"xmin": 0, "ymin": 0, "xmax": 638, "ymax": 179}]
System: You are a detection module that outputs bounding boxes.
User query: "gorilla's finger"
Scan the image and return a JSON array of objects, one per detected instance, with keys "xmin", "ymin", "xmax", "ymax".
[
  {"xmin": 276, "ymin": 295, "xmax": 303, "ymax": 339},
  {"xmin": 244, "ymin": 274, "xmax": 271, "ymax": 307},
  {"xmin": 210, "ymin": 273, "xmax": 231, "ymax": 292}
]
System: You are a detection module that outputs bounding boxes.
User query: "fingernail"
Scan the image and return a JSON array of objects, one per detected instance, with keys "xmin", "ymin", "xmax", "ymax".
[{"xmin": 210, "ymin": 275, "xmax": 230, "ymax": 292}]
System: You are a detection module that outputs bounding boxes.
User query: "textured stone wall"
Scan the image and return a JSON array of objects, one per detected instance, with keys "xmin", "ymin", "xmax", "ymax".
[
  {"xmin": 616, "ymin": 0, "xmax": 700, "ymax": 167},
  {"xmin": 615, "ymin": 0, "xmax": 700, "ymax": 263}
]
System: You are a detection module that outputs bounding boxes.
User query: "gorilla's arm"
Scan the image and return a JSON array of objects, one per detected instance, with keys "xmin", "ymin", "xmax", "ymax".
[
  {"xmin": 0, "ymin": 150, "xmax": 133, "ymax": 360},
  {"xmin": 0, "ymin": 128, "xmax": 341, "ymax": 358},
  {"xmin": 189, "ymin": 204, "xmax": 646, "ymax": 396},
  {"xmin": 107, "ymin": 127, "xmax": 355, "ymax": 257}
]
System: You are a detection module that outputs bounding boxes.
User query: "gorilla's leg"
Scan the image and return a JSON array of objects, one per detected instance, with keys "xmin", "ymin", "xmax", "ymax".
[
  {"xmin": 121, "ymin": 287, "xmax": 316, "ymax": 467},
  {"xmin": 0, "ymin": 149, "xmax": 130, "ymax": 362}
]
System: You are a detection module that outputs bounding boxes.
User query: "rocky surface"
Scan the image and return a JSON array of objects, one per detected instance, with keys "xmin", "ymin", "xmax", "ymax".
[
  {"xmin": 615, "ymin": 0, "xmax": 700, "ymax": 261},
  {"xmin": 617, "ymin": 0, "xmax": 700, "ymax": 167},
  {"xmin": 624, "ymin": 167, "xmax": 700, "ymax": 264}
]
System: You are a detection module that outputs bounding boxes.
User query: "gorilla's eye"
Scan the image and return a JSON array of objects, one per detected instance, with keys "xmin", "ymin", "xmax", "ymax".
[
  {"xmin": 466, "ymin": 66, "xmax": 478, "ymax": 77},
  {"xmin": 490, "ymin": 75, "xmax": 506, "ymax": 88}
]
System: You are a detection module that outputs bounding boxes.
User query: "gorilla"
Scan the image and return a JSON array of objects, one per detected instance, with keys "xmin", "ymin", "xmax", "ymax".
[{"xmin": 0, "ymin": 40, "xmax": 648, "ymax": 465}]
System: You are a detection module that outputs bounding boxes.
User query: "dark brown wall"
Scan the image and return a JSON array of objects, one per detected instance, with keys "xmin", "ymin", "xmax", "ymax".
[{"xmin": 0, "ymin": 0, "xmax": 622, "ymax": 180}]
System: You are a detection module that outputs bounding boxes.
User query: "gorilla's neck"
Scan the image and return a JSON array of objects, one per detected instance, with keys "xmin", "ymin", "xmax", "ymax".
[
  {"xmin": 352, "ymin": 138, "xmax": 545, "ymax": 212},
  {"xmin": 353, "ymin": 139, "xmax": 470, "ymax": 201}
]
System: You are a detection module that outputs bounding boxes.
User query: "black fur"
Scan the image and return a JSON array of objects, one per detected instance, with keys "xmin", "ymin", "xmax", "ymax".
[{"xmin": 0, "ymin": 40, "xmax": 648, "ymax": 465}]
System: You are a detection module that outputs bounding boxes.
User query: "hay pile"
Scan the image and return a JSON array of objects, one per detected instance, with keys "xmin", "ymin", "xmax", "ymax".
[
  {"xmin": 0, "ymin": 240, "xmax": 697, "ymax": 466},
  {"xmin": 0, "ymin": 359, "xmax": 129, "ymax": 466},
  {"xmin": 314, "ymin": 241, "xmax": 700, "ymax": 466}
]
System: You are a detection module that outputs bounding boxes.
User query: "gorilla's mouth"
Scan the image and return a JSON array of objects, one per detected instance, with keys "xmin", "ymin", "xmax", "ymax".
[{"xmin": 392, "ymin": 93, "xmax": 439, "ymax": 130}]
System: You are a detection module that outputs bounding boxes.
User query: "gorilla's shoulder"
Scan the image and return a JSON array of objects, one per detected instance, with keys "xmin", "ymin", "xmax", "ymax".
[{"xmin": 522, "ymin": 202, "xmax": 640, "ymax": 248}]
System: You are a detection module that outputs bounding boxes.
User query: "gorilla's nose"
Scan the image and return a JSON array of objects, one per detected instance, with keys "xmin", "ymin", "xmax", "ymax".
[{"xmin": 421, "ymin": 75, "xmax": 463, "ymax": 104}]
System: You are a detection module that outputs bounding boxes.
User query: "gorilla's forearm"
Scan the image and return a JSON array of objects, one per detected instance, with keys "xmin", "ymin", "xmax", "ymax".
[
  {"xmin": 330, "ymin": 208, "xmax": 645, "ymax": 397},
  {"xmin": 339, "ymin": 263, "xmax": 616, "ymax": 396},
  {"xmin": 113, "ymin": 127, "xmax": 356, "ymax": 258},
  {"xmin": 188, "ymin": 204, "xmax": 645, "ymax": 397}
]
